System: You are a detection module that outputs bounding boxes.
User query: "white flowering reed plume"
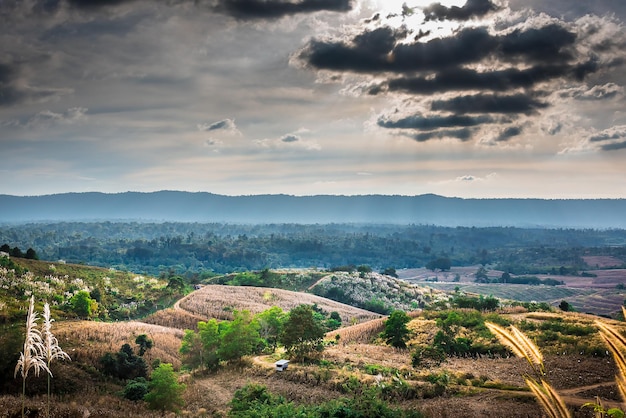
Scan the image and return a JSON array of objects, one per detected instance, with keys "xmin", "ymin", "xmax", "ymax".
[
  {"xmin": 486, "ymin": 322, "xmax": 571, "ymax": 418},
  {"xmin": 15, "ymin": 296, "xmax": 49, "ymax": 418},
  {"xmin": 42, "ymin": 302, "xmax": 71, "ymax": 417}
]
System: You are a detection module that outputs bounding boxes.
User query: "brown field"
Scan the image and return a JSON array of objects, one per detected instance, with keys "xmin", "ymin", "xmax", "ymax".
[
  {"xmin": 582, "ymin": 256, "xmax": 625, "ymax": 269},
  {"xmin": 176, "ymin": 284, "xmax": 381, "ymax": 325},
  {"xmin": 54, "ymin": 320, "xmax": 184, "ymax": 370}
]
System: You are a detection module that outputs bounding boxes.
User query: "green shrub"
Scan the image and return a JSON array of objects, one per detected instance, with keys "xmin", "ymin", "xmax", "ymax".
[{"xmin": 122, "ymin": 377, "xmax": 148, "ymax": 401}]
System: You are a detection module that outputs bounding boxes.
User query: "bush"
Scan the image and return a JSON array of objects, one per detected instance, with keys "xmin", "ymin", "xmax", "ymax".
[
  {"xmin": 122, "ymin": 377, "xmax": 148, "ymax": 401},
  {"xmin": 144, "ymin": 363, "xmax": 185, "ymax": 412}
]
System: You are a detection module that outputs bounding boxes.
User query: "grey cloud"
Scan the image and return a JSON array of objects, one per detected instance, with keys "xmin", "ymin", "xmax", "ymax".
[
  {"xmin": 588, "ymin": 126, "xmax": 626, "ymax": 143},
  {"xmin": 212, "ymin": 0, "xmax": 354, "ymax": 20},
  {"xmin": 423, "ymin": 0, "xmax": 501, "ymax": 22},
  {"xmin": 281, "ymin": 134, "xmax": 300, "ymax": 142},
  {"xmin": 385, "ymin": 62, "xmax": 597, "ymax": 95},
  {"xmin": 586, "ymin": 126, "xmax": 626, "ymax": 152},
  {"xmin": 495, "ymin": 125, "xmax": 523, "ymax": 142},
  {"xmin": 24, "ymin": 107, "xmax": 88, "ymax": 127},
  {"xmin": 299, "ymin": 24, "xmax": 579, "ymax": 74},
  {"xmin": 66, "ymin": 0, "xmax": 136, "ymax": 9},
  {"xmin": 378, "ymin": 114, "xmax": 496, "ymax": 130},
  {"xmin": 409, "ymin": 128, "xmax": 474, "ymax": 142},
  {"xmin": 601, "ymin": 141, "xmax": 626, "ymax": 151},
  {"xmin": 559, "ymin": 83, "xmax": 623, "ymax": 101},
  {"xmin": 431, "ymin": 94, "xmax": 547, "ymax": 115},
  {"xmin": 198, "ymin": 118, "xmax": 238, "ymax": 132}
]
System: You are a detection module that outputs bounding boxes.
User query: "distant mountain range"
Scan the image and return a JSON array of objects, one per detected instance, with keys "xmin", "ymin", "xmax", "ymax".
[{"xmin": 1, "ymin": 191, "xmax": 625, "ymax": 228}]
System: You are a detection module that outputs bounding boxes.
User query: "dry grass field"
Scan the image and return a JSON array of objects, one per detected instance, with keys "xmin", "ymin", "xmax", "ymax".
[
  {"xmin": 54, "ymin": 320, "xmax": 184, "ymax": 370},
  {"xmin": 176, "ymin": 284, "xmax": 381, "ymax": 324}
]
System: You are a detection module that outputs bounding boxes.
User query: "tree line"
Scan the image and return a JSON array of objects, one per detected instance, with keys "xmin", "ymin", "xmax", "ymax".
[{"xmin": 1, "ymin": 223, "xmax": 625, "ymax": 276}]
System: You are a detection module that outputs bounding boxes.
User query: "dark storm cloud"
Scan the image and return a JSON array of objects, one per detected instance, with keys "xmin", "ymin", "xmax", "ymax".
[
  {"xmin": 0, "ymin": 60, "xmax": 68, "ymax": 107},
  {"xmin": 495, "ymin": 125, "xmax": 523, "ymax": 142},
  {"xmin": 378, "ymin": 114, "xmax": 496, "ymax": 130},
  {"xmin": 212, "ymin": 0, "xmax": 354, "ymax": 20},
  {"xmin": 409, "ymin": 128, "xmax": 474, "ymax": 142},
  {"xmin": 601, "ymin": 141, "xmax": 626, "ymax": 151},
  {"xmin": 66, "ymin": 0, "xmax": 135, "ymax": 8},
  {"xmin": 423, "ymin": 0, "xmax": 501, "ymax": 22},
  {"xmin": 385, "ymin": 62, "xmax": 598, "ymax": 94},
  {"xmin": 295, "ymin": 7, "xmax": 625, "ymax": 145},
  {"xmin": 299, "ymin": 24, "xmax": 578, "ymax": 74},
  {"xmin": 0, "ymin": 63, "xmax": 16, "ymax": 84},
  {"xmin": 430, "ymin": 94, "xmax": 547, "ymax": 115}
]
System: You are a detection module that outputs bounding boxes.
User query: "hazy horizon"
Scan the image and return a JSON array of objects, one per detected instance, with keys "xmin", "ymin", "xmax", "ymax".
[{"xmin": 2, "ymin": 0, "xmax": 625, "ymax": 199}]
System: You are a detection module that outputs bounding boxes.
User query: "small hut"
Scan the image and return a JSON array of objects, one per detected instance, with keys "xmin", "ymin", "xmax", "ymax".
[{"xmin": 274, "ymin": 359, "xmax": 289, "ymax": 371}]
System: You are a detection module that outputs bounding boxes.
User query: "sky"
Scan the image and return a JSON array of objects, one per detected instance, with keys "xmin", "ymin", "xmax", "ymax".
[{"xmin": 1, "ymin": 0, "xmax": 625, "ymax": 198}]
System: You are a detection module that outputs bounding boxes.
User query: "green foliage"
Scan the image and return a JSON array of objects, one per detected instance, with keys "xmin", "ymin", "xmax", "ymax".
[
  {"xmin": 180, "ymin": 329, "xmax": 204, "ymax": 370},
  {"xmin": 450, "ymin": 294, "xmax": 499, "ymax": 311},
  {"xmin": 411, "ymin": 346, "xmax": 445, "ymax": 368},
  {"xmin": 229, "ymin": 383, "xmax": 424, "ymax": 418},
  {"xmin": 122, "ymin": 377, "xmax": 148, "ymax": 401},
  {"xmin": 256, "ymin": 306, "xmax": 286, "ymax": 350},
  {"xmin": 3, "ymin": 223, "xmax": 626, "ymax": 277},
  {"xmin": 426, "ymin": 257, "xmax": 451, "ymax": 272},
  {"xmin": 144, "ymin": 363, "xmax": 185, "ymax": 412},
  {"xmin": 99, "ymin": 343, "xmax": 147, "ymax": 380},
  {"xmin": 70, "ymin": 291, "xmax": 97, "ymax": 318},
  {"xmin": 135, "ymin": 334, "xmax": 153, "ymax": 357},
  {"xmin": 280, "ymin": 304, "xmax": 326, "ymax": 360},
  {"xmin": 383, "ymin": 311, "xmax": 411, "ymax": 349},
  {"xmin": 218, "ymin": 310, "xmax": 262, "ymax": 362}
]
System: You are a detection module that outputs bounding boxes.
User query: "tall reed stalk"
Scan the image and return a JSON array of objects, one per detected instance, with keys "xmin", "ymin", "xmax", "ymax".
[
  {"xmin": 14, "ymin": 296, "xmax": 49, "ymax": 418},
  {"xmin": 42, "ymin": 302, "xmax": 71, "ymax": 418},
  {"xmin": 486, "ymin": 322, "xmax": 571, "ymax": 418}
]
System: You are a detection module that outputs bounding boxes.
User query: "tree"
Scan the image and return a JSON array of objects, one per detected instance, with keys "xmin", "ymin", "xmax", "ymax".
[
  {"xmin": 198, "ymin": 319, "xmax": 220, "ymax": 369},
  {"xmin": 99, "ymin": 343, "xmax": 147, "ymax": 380},
  {"xmin": 426, "ymin": 257, "xmax": 451, "ymax": 272},
  {"xmin": 70, "ymin": 291, "xmax": 97, "ymax": 318},
  {"xmin": 280, "ymin": 304, "xmax": 326, "ymax": 360},
  {"xmin": 135, "ymin": 334, "xmax": 153, "ymax": 357},
  {"xmin": 474, "ymin": 266, "xmax": 489, "ymax": 283},
  {"xmin": 25, "ymin": 248, "xmax": 38, "ymax": 260},
  {"xmin": 11, "ymin": 246, "xmax": 24, "ymax": 258},
  {"xmin": 381, "ymin": 267, "xmax": 398, "ymax": 278},
  {"xmin": 123, "ymin": 377, "xmax": 148, "ymax": 401},
  {"xmin": 218, "ymin": 310, "xmax": 261, "ymax": 362},
  {"xmin": 559, "ymin": 300, "xmax": 572, "ymax": 312},
  {"xmin": 255, "ymin": 306, "xmax": 285, "ymax": 351},
  {"xmin": 144, "ymin": 363, "xmax": 185, "ymax": 412},
  {"xmin": 180, "ymin": 329, "xmax": 203, "ymax": 370},
  {"xmin": 383, "ymin": 310, "xmax": 411, "ymax": 349}
]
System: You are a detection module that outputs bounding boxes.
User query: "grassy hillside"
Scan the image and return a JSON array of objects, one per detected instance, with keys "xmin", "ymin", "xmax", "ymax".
[
  {"xmin": 2, "ymin": 257, "xmax": 625, "ymax": 417},
  {"xmin": 0, "ymin": 256, "xmax": 185, "ymax": 323}
]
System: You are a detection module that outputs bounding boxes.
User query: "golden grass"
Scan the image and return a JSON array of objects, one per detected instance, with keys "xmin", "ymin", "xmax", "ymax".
[
  {"xmin": 594, "ymin": 307, "xmax": 626, "ymax": 410},
  {"xmin": 486, "ymin": 321, "xmax": 571, "ymax": 418},
  {"xmin": 142, "ymin": 307, "xmax": 206, "ymax": 331},
  {"xmin": 326, "ymin": 317, "xmax": 386, "ymax": 344},
  {"xmin": 179, "ymin": 285, "xmax": 380, "ymax": 324},
  {"xmin": 54, "ymin": 320, "xmax": 184, "ymax": 370}
]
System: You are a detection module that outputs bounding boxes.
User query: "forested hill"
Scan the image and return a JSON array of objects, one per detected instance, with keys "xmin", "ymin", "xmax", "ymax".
[{"xmin": 2, "ymin": 191, "xmax": 626, "ymax": 228}]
